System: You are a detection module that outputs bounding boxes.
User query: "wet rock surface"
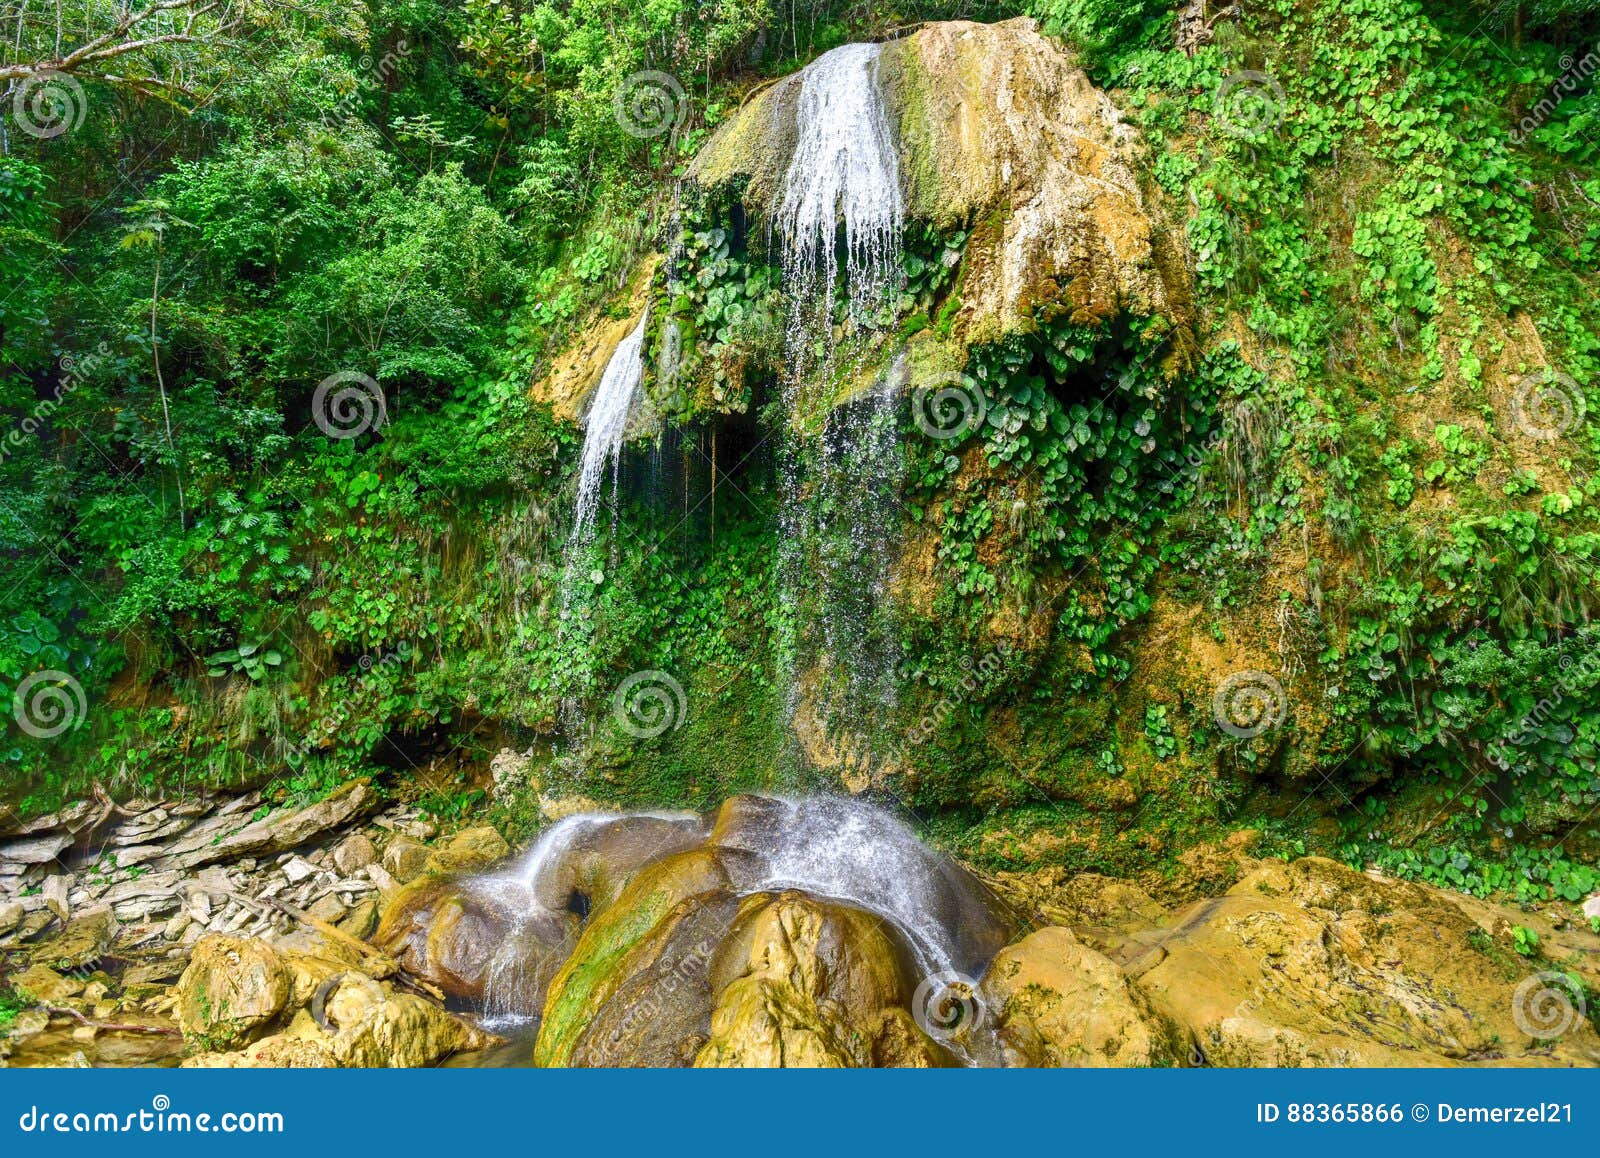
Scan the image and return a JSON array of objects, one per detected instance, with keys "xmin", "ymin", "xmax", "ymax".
[{"xmin": 4, "ymin": 780, "xmax": 1598, "ymax": 1070}]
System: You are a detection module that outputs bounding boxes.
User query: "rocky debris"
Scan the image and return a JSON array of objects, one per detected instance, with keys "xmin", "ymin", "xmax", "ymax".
[
  {"xmin": 0, "ymin": 900, "xmax": 24, "ymax": 934},
  {"xmin": 1584, "ymin": 893, "xmax": 1600, "ymax": 922}
]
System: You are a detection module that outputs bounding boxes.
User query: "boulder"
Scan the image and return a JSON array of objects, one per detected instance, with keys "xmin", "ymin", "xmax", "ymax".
[
  {"xmin": 375, "ymin": 876, "xmax": 577, "ymax": 1011},
  {"xmin": 11, "ymin": 964, "xmax": 85, "ymax": 1004},
  {"xmin": 186, "ymin": 978, "xmax": 496, "ymax": 1069},
  {"xmin": 697, "ymin": 892, "xmax": 943, "ymax": 1068},
  {"xmin": 535, "ymin": 847, "xmax": 741, "ymax": 1067},
  {"xmin": 980, "ymin": 926, "xmax": 1188, "ymax": 1067},
  {"xmin": 529, "ymin": 812, "xmax": 707, "ymax": 914},
  {"xmin": 0, "ymin": 900, "xmax": 23, "ymax": 934},
  {"xmin": 424, "ymin": 827, "xmax": 510, "ymax": 875},
  {"xmin": 176, "ymin": 935, "xmax": 291, "ymax": 1048},
  {"xmin": 332, "ymin": 834, "xmax": 378, "ymax": 876},
  {"xmin": 381, "ymin": 836, "xmax": 432, "ymax": 883},
  {"xmin": 33, "ymin": 906, "xmax": 117, "ymax": 971},
  {"xmin": 1135, "ymin": 858, "xmax": 1600, "ymax": 1067}
]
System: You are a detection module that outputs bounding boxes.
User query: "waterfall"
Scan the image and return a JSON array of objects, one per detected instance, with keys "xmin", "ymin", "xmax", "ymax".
[
  {"xmin": 773, "ymin": 41, "xmax": 906, "ymax": 759},
  {"xmin": 472, "ymin": 796, "xmax": 1011, "ymax": 1039},
  {"xmin": 776, "ymin": 41, "xmax": 904, "ymax": 345},
  {"xmin": 570, "ymin": 311, "xmax": 648, "ymax": 544}
]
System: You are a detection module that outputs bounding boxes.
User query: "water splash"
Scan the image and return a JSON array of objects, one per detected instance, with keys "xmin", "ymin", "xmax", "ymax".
[{"xmin": 570, "ymin": 310, "xmax": 648, "ymax": 544}]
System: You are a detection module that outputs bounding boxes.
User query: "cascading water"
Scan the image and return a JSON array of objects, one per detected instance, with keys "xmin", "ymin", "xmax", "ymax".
[
  {"xmin": 569, "ymin": 311, "xmax": 649, "ymax": 545},
  {"xmin": 466, "ymin": 796, "xmax": 1011, "ymax": 1059},
  {"xmin": 555, "ymin": 311, "xmax": 649, "ymax": 748},
  {"xmin": 776, "ymin": 41, "xmax": 904, "ymax": 351},
  {"xmin": 772, "ymin": 42, "xmax": 907, "ymax": 762}
]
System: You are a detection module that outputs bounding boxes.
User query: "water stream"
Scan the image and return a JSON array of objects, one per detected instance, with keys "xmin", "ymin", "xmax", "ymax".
[{"xmin": 773, "ymin": 41, "xmax": 908, "ymax": 757}]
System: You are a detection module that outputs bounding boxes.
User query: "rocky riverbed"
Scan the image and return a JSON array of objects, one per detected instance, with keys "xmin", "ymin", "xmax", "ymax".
[{"xmin": 3, "ymin": 780, "xmax": 1598, "ymax": 1068}]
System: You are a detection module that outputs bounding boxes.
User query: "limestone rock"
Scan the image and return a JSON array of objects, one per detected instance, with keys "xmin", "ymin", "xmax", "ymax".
[
  {"xmin": 375, "ymin": 876, "xmax": 577, "ymax": 1009},
  {"xmin": 179, "ymin": 780, "xmax": 378, "ymax": 869},
  {"xmin": 176, "ymin": 935, "xmax": 291, "ymax": 1048},
  {"xmin": 696, "ymin": 892, "xmax": 944, "ymax": 1069},
  {"xmin": 33, "ymin": 906, "xmax": 117, "ymax": 971},
  {"xmin": 0, "ymin": 833, "xmax": 70, "ymax": 864},
  {"xmin": 381, "ymin": 836, "xmax": 432, "ymax": 883},
  {"xmin": 980, "ymin": 926, "xmax": 1188, "ymax": 1067},
  {"xmin": 332, "ymin": 834, "xmax": 378, "ymax": 876},
  {"xmin": 0, "ymin": 900, "xmax": 23, "ymax": 934},
  {"xmin": 42, "ymin": 874, "xmax": 71, "ymax": 923},
  {"xmin": 688, "ymin": 18, "xmax": 1192, "ymax": 357},
  {"xmin": 535, "ymin": 847, "xmax": 742, "ymax": 1067},
  {"xmin": 424, "ymin": 827, "xmax": 510, "ymax": 875},
  {"xmin": 11, "ymin": 964, "xmax": 85, "ymax": 1004},
  {"xmin": 1136, "ymin": 857, "xmax": 1600, "ymax": 1067}
]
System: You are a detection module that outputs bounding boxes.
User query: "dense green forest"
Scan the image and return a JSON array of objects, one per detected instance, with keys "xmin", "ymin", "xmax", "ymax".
[{"xmin": 3, "ymin": 0, "xmax": 1599, "ymax": 909}]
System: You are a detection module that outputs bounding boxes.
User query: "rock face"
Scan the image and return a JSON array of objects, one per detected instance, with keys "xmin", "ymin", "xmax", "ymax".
[
  {"xmin": 983, "ymin": 856, "xmax": 1600, "ymax": 1068},
  {"xmin": 688, "ymin": 18, "xmax": 1191, "ymax": 355},
  {"xmin": 1136, "ymin": 858, "xmax": 1600, "ymax": 1067}
]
